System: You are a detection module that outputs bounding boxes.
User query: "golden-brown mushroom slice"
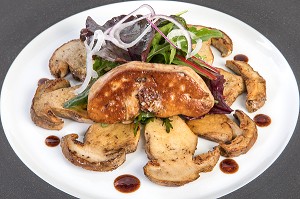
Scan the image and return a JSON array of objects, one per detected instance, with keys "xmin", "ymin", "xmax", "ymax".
[
  {"xmin": 197, "ymin": 38, "xmax": 214, "ymax": 65},
  {"xmin": 190, "ymin": 25, "xmax": 233, "ymax": 58},
  {"xmin": 187, "ymin": 114, "xmax": 239, "ymax": 142},
  {"xmin": 193, "ymin": 147, "xmax": 220, "ymax": 172},
  {"xmin": 143, "ymin": 116, "xmax": 220, "ymax": 186},
  {"xmin": 61, "ymin": 123, "xmax": 140, "ymax": 171},
  {"xmin": 219, "ymin": 110, "xmax": 258, "ymax": 157},
  {"xmin": 211, "ymin": 30, "xmax": 233, "ymax": 57},
  {"xmin": 49, "ymin": 39, "xmax": 86, "ymax": 81},
  {"xmin": 187, "ymin": 25, "xmax": 214, "ymax": 64},
  {"xmin": 226, "ymin": 60, "xmax": 266, "ymax": 112},
  {"xmin": 218, "ymin": 68, "xmax": 246, "ymax": 106},
  {"xmin": 30, "ymin": 78, "xmax": 91, "ymax": 130}
]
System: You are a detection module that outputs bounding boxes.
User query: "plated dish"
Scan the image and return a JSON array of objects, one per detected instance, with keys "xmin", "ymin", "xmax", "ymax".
[{"xmin": 1, "ymin": 1, "xmax": 299, "ymax": 199}]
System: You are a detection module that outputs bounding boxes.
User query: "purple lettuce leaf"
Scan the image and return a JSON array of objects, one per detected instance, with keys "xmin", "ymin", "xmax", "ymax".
[
  {"xmin": 206, "ymin": 74, "xmax": 233, "ymax": 114},
  {"xmin": 80, "ymin": 15, "xmax": 155, "ymax": 62}
]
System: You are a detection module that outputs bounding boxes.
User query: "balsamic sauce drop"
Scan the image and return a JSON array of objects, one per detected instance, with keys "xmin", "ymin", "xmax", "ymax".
[
  {"xmin": 254, "ymin": 114, "xmax": 271, "ymax": 127},
  {"xmin": 220, "ymin": 159, "xmax": 239, "ymax": 174},
  {"xmin": 234, "ymin": 54, "xmax": 249, "ymax": 63},
  {"xmin": 114, "ymin": 174, "xmax": 140, "ymax": 193},
  {"xmin": 38, "ymin": 78, "xmax": 49, "ymax": 86},
  {"xmin": 45, "ymin": 135, "xmax": 60, "ymax": 147}
]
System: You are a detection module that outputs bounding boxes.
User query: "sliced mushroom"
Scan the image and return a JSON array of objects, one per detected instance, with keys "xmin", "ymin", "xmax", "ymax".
[
  {"xmin": 143, "ymin": 116, "xmax": 220, "ymax": 186},
  {"xmin": 218, "ymin": 68, "xmax": 246, "ymax": 106},
  {"xmin": 30, "ymin": 78, "xmax": 91, "ymax": 130},
  {"xmin": 226, "ymin": 60, "xmax": 266, "ymax": 112},
  {"xmin": 187, "ymin": 114, "xmax": 239, "ymax": 142},
  {"xmin": 188, "ymin": 25, "xmax": 233, "ymax": 64},
  {"xmin": 193, "ymin": 146, "xmax": 220, "ymax": 172},
  {"xmin": 211, "ymin": 29, "xmax": 233, "ymax": 57},
  {"xmin": 61, "ymin": 123, "xmax": 140, "ymax": 171},
  {"xmin": 49, "ymin": 39, "xmax": 86, "ymax": 81},
  {"xmin": 219, "ymin": 110, "xmax": 258, "ymax": 157},
  {"xmin": 195, "ymin": 37, "xmax": 214, "ymax": 65}
]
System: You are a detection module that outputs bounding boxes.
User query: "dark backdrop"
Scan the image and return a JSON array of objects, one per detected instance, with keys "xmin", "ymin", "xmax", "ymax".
[{"xmin": 0, "ymin": 0, "xmax": 299, "ymax": 198}]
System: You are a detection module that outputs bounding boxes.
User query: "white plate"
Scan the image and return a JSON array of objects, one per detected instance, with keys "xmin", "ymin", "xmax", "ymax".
[{"xmin": 1, "ymin": 1, "xmax": 299, "ymax": 199}]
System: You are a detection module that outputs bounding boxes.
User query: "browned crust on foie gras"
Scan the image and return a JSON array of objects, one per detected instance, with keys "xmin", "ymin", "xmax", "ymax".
[{"xmin": 87, "ymin": 61, "xmax": 214, "ymax": 124}]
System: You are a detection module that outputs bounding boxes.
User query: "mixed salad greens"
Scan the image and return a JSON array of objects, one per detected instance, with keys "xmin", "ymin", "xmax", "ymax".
[{"xmin": 63, "ymin": 4, "xmax": 232, "ymax": 132}]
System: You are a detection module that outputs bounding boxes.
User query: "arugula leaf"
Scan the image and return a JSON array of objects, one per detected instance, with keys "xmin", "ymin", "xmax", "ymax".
[
  {"xmin": 63, "ymin": 57, "xmax": 120, "ymax": 109},
  {"xmin": 133, "ymin": 112, "xmax": 155, "ymax": 136},
  {"xmin": 147, "ymin": 23, "xmax": 174, "ymax": 63},
  {"xmin": 147, "ymin": 22, "xmax": 223, "ymax": 65},
  {"xmin": 93, "ymin": 57, "xmax": 119, "ymax": 76},
  {"xmin": 188, "ymin": 27, "xmax": 223, "ymax": 41},
  {"xmin": 162, "ymin": 118, "xmax": 173, "ymax": 133}
]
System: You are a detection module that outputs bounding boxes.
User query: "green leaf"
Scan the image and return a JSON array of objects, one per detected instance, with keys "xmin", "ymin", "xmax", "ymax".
[
  {"xmin": 133, "ymin": 112, "xmax": 155, "ymax": 136},
  {"xmin": 63, "ymin": 57, "xmax": 120, "ymax": 109},
  {"xmin": 100, "ymin": 123, "xmax": 109, "ymax": 127},
  {"xmin": 147, "ymin": 22, "xmax": 174, "ymax": 63},
  {"xmin": 188, "ymin": 27, "xmax": 223, "ymax": 41},
  {"xmin": 162, "ymin": 118, "xmax": 173, "ymax": 133},
  {"xmin": 169, "ymin": 45, "xmax": 177, "ymax": 64}
]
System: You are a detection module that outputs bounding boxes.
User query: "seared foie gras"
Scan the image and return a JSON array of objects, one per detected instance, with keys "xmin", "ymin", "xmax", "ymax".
[{"xmin": 88, "ymin": 61, "xmax": 214, "ymax": 123}]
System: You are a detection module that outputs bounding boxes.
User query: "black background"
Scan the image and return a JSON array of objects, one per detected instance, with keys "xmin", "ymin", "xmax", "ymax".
[{"xmin": 0, "ymin": 0, "xmax": 299, "ymax": 198}]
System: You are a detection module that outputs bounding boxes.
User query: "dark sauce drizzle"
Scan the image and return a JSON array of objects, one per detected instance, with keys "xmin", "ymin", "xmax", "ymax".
[
  {"xmin": 234, "ymin": 54, "xmax": 249, "ymax": 63},
  {"xmin": 254, "ymin": 114, "xmax": 271, "ymax": 127},
  {"xmin": 45, "ymin": 135, "xmax": 60, "ymax": 147},
  {"xmin": 114, "ymin": 174, "xmax": 140, "ymax": 193},
  {"xmin": 220, "ymin": 159, "xmax": 239, "ymax": 174},
  {"xmin": 38, "ymin": 78, "xmax": 49, "ymax": 86}
]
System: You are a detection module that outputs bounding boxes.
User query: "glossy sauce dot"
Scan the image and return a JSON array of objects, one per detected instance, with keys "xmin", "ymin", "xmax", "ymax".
[
  {"xmin": 234, "ymin": 54, "xmax": 249, "ymax": 62},
  {"xmin": 45, "ymin": 135, "xmax": 60, "ymax": 147},
  {"xmin": 220, "ymin": 159, "xmax": 239, "ymax": 174},
  {"xmin": 38, "ymin": 78, "xmax": 49, "ymax": 86},
  {"xmin": 254, "ymin": 114, "xmax": 271, "ymax": 127},
  {"xmin": 114, "ymin": 174, "xmax": 140, "ymax": 193}
]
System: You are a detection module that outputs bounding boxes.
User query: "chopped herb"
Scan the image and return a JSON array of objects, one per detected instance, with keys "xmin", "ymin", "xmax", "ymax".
[
  {"xmin": 133, "ymin": 112, "xmax": 155, "ymax": 136},
  {"xmin": 162, "ymin": 118, "xmax": 173, "ymax": 133},
  {"xmin": 100, "ymin": 123, "xmax": 109, "ymax": 127}
]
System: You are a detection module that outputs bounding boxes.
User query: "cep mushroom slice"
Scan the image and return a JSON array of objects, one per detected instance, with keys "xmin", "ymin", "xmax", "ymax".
[
  {"xmin": 30, "ymin": 78, "xmax": 91, "ymax": 130},
  {"xmin": 211, "ymin": 29, "xmax": 233, "ymax": 57},
  {"xmin": 218, "ymin": 68, "xmax": 246, "ymax": 106},
  {"xmin": 187, "ymin": 114, "xmax": 239, "ymax": 142},
  {"xmin": 143, "ymin": 116, "xmax": 220, "ymax": 186},
  {"xmin": 219, "ymin": 110, "xmax": 258, "ymax": 157},
  {"xmin": 188, "ymin": 25, "xmax": 233, "ymax": 62},
  {"xmin": 49, "ymin": 39, "xmax": 86, "ymax": 81},
  {"xmin": 61, "ymin": 123, "xmax": 140, "ymax": 171},
  {"xmin": 226, "ymin": 60, "xmax": 266, "ymax": 112},
  {"xmin": 193, "ymin": 147, "xmax": 221, "ymax": 172}
]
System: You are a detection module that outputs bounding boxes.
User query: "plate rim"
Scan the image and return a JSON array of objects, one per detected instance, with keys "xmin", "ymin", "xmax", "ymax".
[{"xmin": 1, "ymin": 1, "xmax": 299, "ymax": 198}]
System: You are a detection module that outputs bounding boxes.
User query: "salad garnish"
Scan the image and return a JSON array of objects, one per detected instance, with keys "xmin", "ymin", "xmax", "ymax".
[{"xmin": 64, "ymin": 4, "xmax": 232, "ymax": 118}]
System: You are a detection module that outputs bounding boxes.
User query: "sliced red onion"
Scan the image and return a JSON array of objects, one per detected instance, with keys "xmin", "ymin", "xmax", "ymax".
[
  {"xmin": 75, "ymin": 30, "xmax": 104, "ymax": 94},
  {"xmin": 113, "ymin": 18, "xmax": 154, "ymax": 48},
  {"xmin": 167, "ymin": 29, "xmax": 202, "ymax": 58},
  {"xmin": 188, "ymin": 32, "xmax": 203, "ymax": 57},
  {"xmin": 146, "ymin": 18, "xmax": 177, "ymax": 49},
  {"xmin": 108, "ymin": 4, "xmax": 155, "ymax": 38}
]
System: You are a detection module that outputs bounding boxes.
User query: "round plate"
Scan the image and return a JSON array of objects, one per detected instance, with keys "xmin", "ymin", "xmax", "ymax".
[{"xmin": 1, "ymin": 1, "xmax": 299, "ymax": 199}]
